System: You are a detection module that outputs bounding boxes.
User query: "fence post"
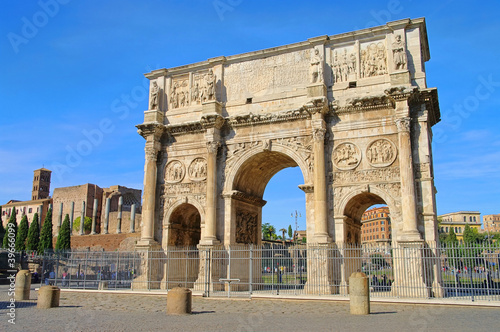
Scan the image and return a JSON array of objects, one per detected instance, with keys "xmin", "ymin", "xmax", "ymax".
[{"xmin": 249, "ymin": 244, "xmax": 253, "ymax": 295}]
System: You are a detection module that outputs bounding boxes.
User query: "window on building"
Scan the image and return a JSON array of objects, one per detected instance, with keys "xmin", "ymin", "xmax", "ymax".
[
  {"xmin": 446, "ymin": 227, "xmax": 448, "ymax": 232},
  {"xmin": 28, "ymin": 208, "xmax": 32, "ymax": 213},
  {"xmin": 381, "ymin": 227, "xmax": 385, "ymax": 231},
  {"xmin": 464, "ymin": 216, "xmax": 466, "ymax": 222},
  {"xmin": 474, "ymin": 216, "xmax": 476, "ymax": 222},
  {"xmin": 382, "ymin": 234, "xmax": 385, "ymax": 239},
  {"xmin": 381, "ymin": 221, "xmax": 384, "ymax": 225},
  {"xmin": 470, "ymin": 217, "xmax": 472, "ymax": 222},
  {"xmin": 459, "ymin": 227, "xmax": 462, "ymax": 233},
  {"xmin": 455, "ymin": 227, "xmax": 458, "ymax": 233},
  {"xmin": 376, "ymin": 235, "xmax": 379, "ymax": 239}
]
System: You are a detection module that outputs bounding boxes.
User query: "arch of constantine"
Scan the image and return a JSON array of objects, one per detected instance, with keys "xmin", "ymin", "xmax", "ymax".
[{"xmin": 135, "ymin": 18, "xmax": 442, "ymax": 297}]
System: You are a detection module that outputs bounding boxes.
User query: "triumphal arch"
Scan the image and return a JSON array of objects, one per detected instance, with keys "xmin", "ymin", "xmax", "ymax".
[{"xmin": 136, "ymin": 18, "xmax": 442, "ymax": 296}]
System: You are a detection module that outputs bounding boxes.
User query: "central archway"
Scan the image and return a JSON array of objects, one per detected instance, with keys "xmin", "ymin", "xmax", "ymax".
[{"xmin": 223, "ymin": 145, "xmax": 311, "ymax": 245}]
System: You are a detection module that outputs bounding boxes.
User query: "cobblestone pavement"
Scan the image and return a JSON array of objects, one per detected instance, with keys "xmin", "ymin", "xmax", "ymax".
[{"xmin": 0, "ymin": 285, "xmax": 497, "ymax": 332}]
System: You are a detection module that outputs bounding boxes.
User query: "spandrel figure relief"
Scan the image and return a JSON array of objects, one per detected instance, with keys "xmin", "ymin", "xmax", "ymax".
[
  {"xmin": 333, "ymin": 142, "xmax": 361, "ymax": 170},
  {"xmin": 366, "ymin": 139, "xmax": 398, "ymax": 168},
  {"xmin": 165, "ymin": 160, "xmax": 185, "ymax": 183},
  {"xmin": 188, "ymin": 158, "xmax": 207, "ymax": 181}
]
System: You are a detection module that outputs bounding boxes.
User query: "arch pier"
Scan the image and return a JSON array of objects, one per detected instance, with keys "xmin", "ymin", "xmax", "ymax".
[{"xmin": 135, "ymin": 18, "xmax": 443, "ymax": 297}]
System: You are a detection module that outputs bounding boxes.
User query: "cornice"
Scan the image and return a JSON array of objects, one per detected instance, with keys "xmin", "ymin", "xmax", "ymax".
[
  {"xmin": 228, "ymin": 108, "xmax": 310, "ymax": 128},
  {"xmin": 222, "ymin": 190, "xmax": 267, "ymax": 207},
  {"xmin": 335, "ymin": 94, "xmax": 395, "ymax": 114},
  {"xmin": 136, "ymin": 122, "xmax": 166, "ymax": 140}
]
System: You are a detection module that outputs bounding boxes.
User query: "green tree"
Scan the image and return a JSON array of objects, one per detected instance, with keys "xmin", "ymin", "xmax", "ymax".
[
  {"xmin": 445, "ymin": 227, "xmax": 458, "ymax": 244},
  {"xmin": 279, "ymin": 228, "xmax": 287, "ymax": 241},
  {"xmin": 0, "ymin": 206, "xmax": 5, "ymax": 245},
  {"xmin": 2, "ymin": 208, "xmax": 17, "ymax": 249},
  {"xmin": 72, "ymin": 216, "xmax": 92, "ymax": 234},
  {"xmin": 438, "ymin": 232, "xmax": 447, "ymax": 244},
  {"xmin": 38, "ymin": 208, "xmax": 53, "ymax": 254},
  {"xmin": 288, "ymin": 225, "xmax": 293, "ymax": 239},
  {"xmin": 26, "ymin": 213, "xmax": 40, "ymax": 251},
  {"xmin": 55, "ymin": 214, "xmax": 71, "ymax": 251},
  {"xmin": 15, "ymin": 214, "xmax": 29, "ymax": 251}
]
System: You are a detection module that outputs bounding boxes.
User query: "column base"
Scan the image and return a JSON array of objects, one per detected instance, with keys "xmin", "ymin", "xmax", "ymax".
[
  {"xmin": 199, "ymin": 237, "xmax": 220, "ymax": 246},
  {"xmin": 135, "ymin": 239, "xmax": 162, "ymax": 250},
  {"xmin": 398, "ymin": 230, "xmax": 422, "ymax": 242},
  {"xmin": 313, "ymin": 233, "xmax": 332, "ymax": 244}
]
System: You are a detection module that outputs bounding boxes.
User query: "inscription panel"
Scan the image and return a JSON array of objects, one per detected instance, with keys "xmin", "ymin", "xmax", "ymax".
[{"xmin": 224, "ymin": 49, "xmax": 310, "ymax": 101}]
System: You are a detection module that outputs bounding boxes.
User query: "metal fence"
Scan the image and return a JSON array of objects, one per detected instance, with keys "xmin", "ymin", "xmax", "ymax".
[{"xmin": 38, "ymin": 242, "xmax": 500, "ymax": 302}]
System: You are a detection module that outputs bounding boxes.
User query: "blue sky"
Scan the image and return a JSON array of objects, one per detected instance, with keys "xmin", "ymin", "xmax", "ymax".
[{"xmin": 1, "ymin": 0, "xmax": 499, "ymax": 233}]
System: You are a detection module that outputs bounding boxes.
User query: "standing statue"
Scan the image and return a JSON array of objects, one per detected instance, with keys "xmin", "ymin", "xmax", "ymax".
[
  {"xmin": 309, "ymin": 48, "xmax": 323, "ymax": 83},
  {"xmin": 392, "ymin": 35, "xmax": 407, "ymax": 70},
  {"xmin": 149, "ymin": 81, "xmax": 159, "ymax": 110},
  {"xmin": 203, "ymin": 69, "xmax": 216, "ymax": 101}
]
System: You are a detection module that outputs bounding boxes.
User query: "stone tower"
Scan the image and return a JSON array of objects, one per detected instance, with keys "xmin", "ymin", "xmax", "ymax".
[{"xmin": 32, "ymin": 168, "xmax": 51, "ymax": 200}]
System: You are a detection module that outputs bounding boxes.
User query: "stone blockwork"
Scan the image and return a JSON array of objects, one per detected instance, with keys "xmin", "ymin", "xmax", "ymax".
[
  {"xmin": 70, "ymin": 233, "xmax": 141, "ymax": 251},
  {"xmin": 136, "ymin": 18, "xmax": 443, "ymax": 296}
]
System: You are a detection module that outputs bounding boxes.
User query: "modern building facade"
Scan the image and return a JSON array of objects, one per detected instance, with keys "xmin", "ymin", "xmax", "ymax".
[
  {"xmin": 361, "ymin": 206, "xmax": 391, "ymax": 243},
  {"xmin": 438, "ymin": 211, "xmax": 481, "ymax": 243},
  {"xmin": 483, "ymin": 214, "xmax": 500, "ymax": 233}
]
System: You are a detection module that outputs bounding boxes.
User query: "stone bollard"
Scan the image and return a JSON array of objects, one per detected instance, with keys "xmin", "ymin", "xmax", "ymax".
[
  {"xmin": 167, "ymin": 287, "xmax": 192, "ymax": 315},
  {"xmin": 98, "ymin": 281, "xmax": 109, "ymax": 290},
  {"xmin": 349, "ymin": 272, "xmax": 370, "ymax": 315},
  {"xmin": 15, "ymin": 270, "xmax": 32, "ymax": 301},
  {"xmin": 37, "ymin": 286, "xmax": 61, "ymax": 309}
]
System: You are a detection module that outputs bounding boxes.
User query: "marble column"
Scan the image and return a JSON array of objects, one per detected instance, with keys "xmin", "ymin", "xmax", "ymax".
[
  {"xmin": 69, "ymin": 201, "xmax": 74, "ymax": 235},
  {"xmin": 395, "ymin": 117, "xmax": 421, "ymax": 241},
  {"xmin": 56, "ymin": 202, "xmax": 63, "ymax": 235},
  {"xmin": 130, "ymin": 204, "xmax": 136, "ymax": 233},
  {"xmin": 117, "ymin": 196, "xmax": 123, "ymax": 234},
  {"xmin": 200, "ymin": 140, "xmax": 220, "ymax": 245},
  {"xmin": 80, "ymin": 201, "xmax": 85, "ymax": 235},
  {"xmin": 139, "ymin": 144, "xmax": 159, "ymax": 245},
  {"xmin": 312, "ymin": 125, "xmax": 330, "ymax": 243},
  {"xmin": 104, "ymin": 197, "xmax": 110, "ymax": 234},
  {"xmin": 91, "ymin": 198, "xmax": 98, "ymax": 235}
]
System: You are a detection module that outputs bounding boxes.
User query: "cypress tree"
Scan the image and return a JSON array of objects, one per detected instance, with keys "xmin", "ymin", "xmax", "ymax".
[
  {"xmin": 2, "ymin": 208, "xmax": 17, "ymax": 249},
  {"xmin": 56, "ymin": 214, "xmax": 71, "ymax": 251},
  {"xmin": 15, "ymin": 214, "xmax": 29, "ymax": 251},
  {"xmin": 0, "ymin": 206, "xmax": 5, "ymax": 245},
  {"xmin": 26, "ymin": 213, "xmax": 40, "ymax": 251},
  {"xmin": 39, "ymin": 208, "xmax": 53, "ymax": 254}
]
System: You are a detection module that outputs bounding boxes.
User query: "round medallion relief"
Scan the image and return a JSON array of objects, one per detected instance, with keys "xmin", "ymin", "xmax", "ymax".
[
  {"xmin": 366, "ymin": 139, "xmax": 397, "ymax": 168},
  {"xmin": 188, "ymin": 157, "xmax": 207, "ymax": 181},
  {"xmin": 333, "ymin": 142, "xmax": 361, "ymax": 170},
  {"xmin": 165, "ymin": 160, "xmax": 185, "ymax": 183}
]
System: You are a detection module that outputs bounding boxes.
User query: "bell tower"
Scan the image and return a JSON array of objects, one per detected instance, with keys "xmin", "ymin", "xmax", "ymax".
[{"xmin": 32, "ymin": 168, "xmax": 51, "ymax": 200}]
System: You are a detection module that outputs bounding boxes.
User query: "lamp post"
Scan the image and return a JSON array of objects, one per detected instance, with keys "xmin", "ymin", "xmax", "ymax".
[{"xmin": 291, "ymin": 210, "xmax": 301, "ymax": 244}]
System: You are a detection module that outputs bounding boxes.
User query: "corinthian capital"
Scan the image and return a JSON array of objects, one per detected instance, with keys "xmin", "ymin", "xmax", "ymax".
[
  {"xmin": 312, "ymin": 128, "xmax": 326, "ymax": 142},
  {"xmin": 395, "ymin": 117, "xmax": 411, "ymax": 133},
  {"xmin": 206, "ymin": 141, "xmax": 220, "ymax": 154},
  {"xmin": 145, "ymin": 146, "xmax": 158, "ymax": 162}
]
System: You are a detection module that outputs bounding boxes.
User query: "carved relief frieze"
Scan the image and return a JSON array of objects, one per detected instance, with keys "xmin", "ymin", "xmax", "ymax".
[
  {"xmin": 366, "ymin": 139, "xmax": 397, "ymax": 168},
  {"xmin": 333, "ymin": 142, "xmax": 361, "ymax": 170},
  {"xmin": 235, "ymin": 210, "xmax": 258, "ymax": 244},
  {"xmin": 333, "ymin": 167, "xmax": 400, "ymax": 184},
  {"xmin": 169, "ymin": 75, "xmax": 189, "ymax": 109},
  {"xmin": 331, "ymin": 47, "xmax": 357, "ymax": 84},
  {"xmin": 188, "ymin": 158, "xmax": 207, "ymax": 181},
  {"xmin": 372, "ymin": 182, "xmax": 402, "ymax": 203},
  {"xmin": 360, "ymin": 41, "xmax": 387, "ymax": 78},
  {"xmin": 165, "ymin": 160, "xmax": 185, "ymax": 183},
  {"xmin": 164, "ymin": 181, "xmax": 206, "ymax": 195}
]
